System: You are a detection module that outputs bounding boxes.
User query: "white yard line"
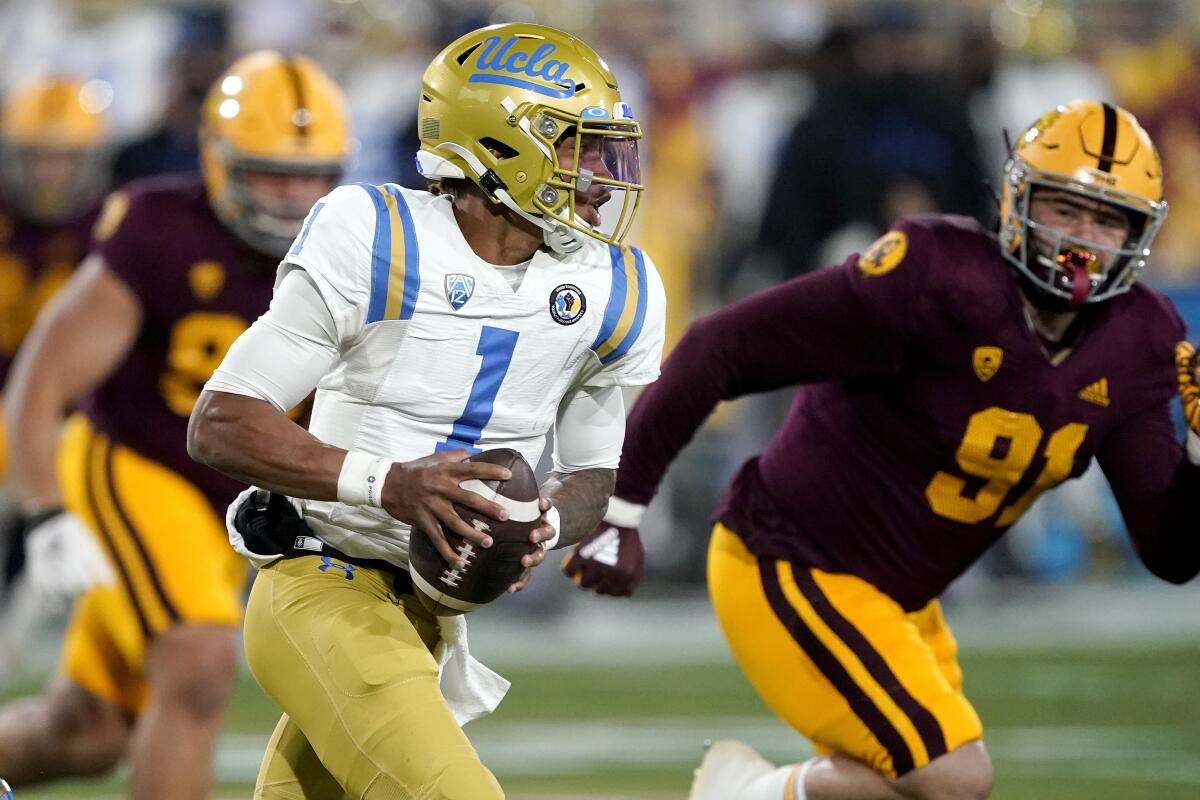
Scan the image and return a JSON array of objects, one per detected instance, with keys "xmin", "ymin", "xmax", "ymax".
[{"xmin": 214, "ymin": 719, "xmax": 1200, "ymax": 786}]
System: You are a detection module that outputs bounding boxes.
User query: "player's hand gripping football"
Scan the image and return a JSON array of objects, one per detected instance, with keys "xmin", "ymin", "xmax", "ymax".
[
  {"xmin": 381, "ymin": 450, "xmax": 513, "ymax": 567},
  {"xmin": 1176, "ymin": 341, "xmax": 1200, "ymax": 463},
  {"xmin": 23, "ymin": 508, "xmax": 115, "ymax": 607},
  {"xmin": 561, "ymin": 497, "xmax": 646, "ymax": 597}
]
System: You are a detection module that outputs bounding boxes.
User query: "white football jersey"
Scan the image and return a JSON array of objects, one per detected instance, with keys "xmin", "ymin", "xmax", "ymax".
[{"xmin": 281, "ymin": 183, "xmax": 666, "ymax": 566}]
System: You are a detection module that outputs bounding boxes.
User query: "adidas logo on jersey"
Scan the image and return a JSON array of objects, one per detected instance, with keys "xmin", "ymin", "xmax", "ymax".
[
  {"xmin": 1078, "ymin": 378, "xmax": 1110, "ymax": 407},
  {"xmin": 580, "ymin": 526, "xmax": 621, "ymax": 566}
]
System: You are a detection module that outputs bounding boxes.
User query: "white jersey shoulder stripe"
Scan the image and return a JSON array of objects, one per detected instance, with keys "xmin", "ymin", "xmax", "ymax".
[
  {"xmin": 361, "ymin": 182, "xmax": 420, "ymax": 323},
  {"xmin": 590, "ymin": 244, "xmax": 649, "ymax": 364}
]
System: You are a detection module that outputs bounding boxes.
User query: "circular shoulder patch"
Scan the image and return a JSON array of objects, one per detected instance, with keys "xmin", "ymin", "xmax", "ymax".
[
  {"xmin": 857, "ymin": 230, "xmax": 908, "ymax": 277},
  {"xmin": 550, "ymin": 283, "xmax": 586, "ymax": 325}
]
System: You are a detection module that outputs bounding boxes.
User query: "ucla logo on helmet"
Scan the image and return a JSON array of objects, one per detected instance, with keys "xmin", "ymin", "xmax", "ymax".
[
  {"xmin": 445, "ymin": 274, "xmax": 476, "ymax": 311},
  {"xmin": 549, "ymin": 283, "xmax": 586, "ymax": 325},
  {"xmin": 470, "ymin": 36, "xmax": 576, "ymax": 98}
]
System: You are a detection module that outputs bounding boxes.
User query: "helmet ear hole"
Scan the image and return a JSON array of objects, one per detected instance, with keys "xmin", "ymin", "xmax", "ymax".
[{"xmin": 478, "ymin": 137, "xmax": 518, "ymax": 160}]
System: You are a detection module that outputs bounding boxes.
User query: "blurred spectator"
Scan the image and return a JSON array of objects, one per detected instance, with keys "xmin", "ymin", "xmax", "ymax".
[
  {"xmin": 111, "ymin": 6, "xmax": 227, "ymax": 184},
  {"xmin": 748, "ymin": 5, "xmax": 990, "ymax": 287}
]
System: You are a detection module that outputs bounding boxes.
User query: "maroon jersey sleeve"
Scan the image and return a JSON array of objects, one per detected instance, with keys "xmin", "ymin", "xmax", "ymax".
[
  {"xmin": 1097, "ymin": 297, "xmax": 1200, "ymax": 583},
  {"xmin": 615, "ymin": 217, "xmax": 938, "ymax": 504},
  {"xmin": 91, "ymin": 189, "xmax": 154, "ymax": 297}
]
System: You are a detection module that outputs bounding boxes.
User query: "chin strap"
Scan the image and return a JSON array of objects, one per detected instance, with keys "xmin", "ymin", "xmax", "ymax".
[{"xmin": 424, "ymin": 143, "xmax": 584, "ymax": 255}]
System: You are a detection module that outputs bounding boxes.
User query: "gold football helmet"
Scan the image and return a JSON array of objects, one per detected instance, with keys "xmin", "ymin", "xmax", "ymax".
[
  {"xmin": 999, "ymin": 99, "xmax": 1167, "ymax": 306},
  {"xmin": 0, "ymin": 76, "xmax": 109, "ymax": 222},
  {"xmin": 417, "ymin": 23, "xmax": 643, "ymax": 253},
  {"xmin": 200, "ymin": 51, "xmax": 352, "ymax": 256}
]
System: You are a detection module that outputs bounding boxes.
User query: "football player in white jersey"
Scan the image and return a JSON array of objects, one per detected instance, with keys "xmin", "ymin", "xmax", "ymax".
[{"xmin": 187, "ymin": 22, "xmax": 665, "ymax": 800}]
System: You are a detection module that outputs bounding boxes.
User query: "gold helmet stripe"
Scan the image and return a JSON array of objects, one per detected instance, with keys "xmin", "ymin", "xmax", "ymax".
[
  {"xmin": 282, "ymin": 55, "xmax": 309, "ymax": 139},
  {"xmin": 1097, "ymin": 102, "xmax": 1117, "ymax": 172}
]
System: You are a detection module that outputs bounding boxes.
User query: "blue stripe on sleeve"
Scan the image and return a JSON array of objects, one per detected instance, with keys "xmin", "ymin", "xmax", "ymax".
[
  {"xmin": 384, "ymin": 184, "xmax": 421, "ymax": 320},
  {"xmin": 590, "ymin": 244, "xmax": 629, "ymax": 351},
  {"xmin": 360, "ymin": 183, "xmax": 392, "ymax": 324},
  {"xmin": 599, "ymin": 246, "xmax": 649, "ymax": 364},
  {"xmin": 288, "ymin": 201, "xmax": 325, "ymax": 257}
]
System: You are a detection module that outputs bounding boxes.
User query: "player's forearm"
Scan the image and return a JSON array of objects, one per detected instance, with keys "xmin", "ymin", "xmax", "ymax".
[
  {"xmin": 188, "ymin": 390, "xmax": 343, "ymax": 501},
  {"xmin": 1115, "ymin": 458, "xmax": 1200, "ymax": 584},
  {"xmin": 541, "ymin": 468, "xmax": 616, "ymax": 547},
  {"xmin": 3, "ymin": 369, "xmax": 70, "ymax": 510}
]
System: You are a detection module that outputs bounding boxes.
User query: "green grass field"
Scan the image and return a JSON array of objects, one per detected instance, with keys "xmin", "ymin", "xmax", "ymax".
[{"xmin": 5, "ymin": 641, "xmax": 1200, "ymax": 799}]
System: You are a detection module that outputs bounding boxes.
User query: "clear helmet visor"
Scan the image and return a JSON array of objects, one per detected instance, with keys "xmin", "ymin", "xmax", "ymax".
[{"xmin": 533, "ymin": 103, "xmax": 644, "ymax": 246}]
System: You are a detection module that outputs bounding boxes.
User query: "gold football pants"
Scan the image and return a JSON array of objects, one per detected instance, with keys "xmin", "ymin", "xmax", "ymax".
[
  {"xmin": 244, "ymin": 555, "xmax": 503, "ymax": 800},
  {"xmin": 708, "ymin": 523, "xmax": 982, "ymax": 777},
  {"xmin": 57, "ymin": 415, "xmax": 244, "ymax": 713}
]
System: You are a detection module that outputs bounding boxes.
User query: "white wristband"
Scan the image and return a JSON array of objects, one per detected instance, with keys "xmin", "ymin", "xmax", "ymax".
[
  {"xmin": 604, "ymin": 495, "xmax": 646, "ymax": 528},
  {"xmin": 337, "ymin": 451, "xmax": 393, "ymax": 507},
  {"xmin": 542, "ymin": 505, "xmax": 562, "ymax": 550}
]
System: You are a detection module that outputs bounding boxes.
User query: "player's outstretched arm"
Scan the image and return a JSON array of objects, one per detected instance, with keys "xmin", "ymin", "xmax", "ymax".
[
  {"xmin": 3, "ymin": 255, "xmax": 137, "ymax": 601},
  {"xmin": 5, "ymin": 255, "xmax": 142, "ymax": 510}
]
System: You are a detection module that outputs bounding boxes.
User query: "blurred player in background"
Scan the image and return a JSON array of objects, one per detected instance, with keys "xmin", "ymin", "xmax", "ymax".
[
  {"xmin": 567, "ymin": 100, "xmax": 1200, "ymax": 800},
  {"xmin": 0, "ymin": 76, "xmax": 109, "ymax": 483},
  {"xmin": 0, "ymin": 52, "xmax": 350, "ymax": 799},
  {"xmin": 187, "ymin": 22, "xmax": 664, "ymax": 800}
]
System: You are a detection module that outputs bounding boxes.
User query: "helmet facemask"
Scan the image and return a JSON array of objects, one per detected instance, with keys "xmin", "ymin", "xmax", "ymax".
[
  {"xmin": 1000, "ymin": 161, "xmax": 1166, "ymax": 308},
  {"xmin": 218, "ymin": 149, "xmax": 343, "ymax": 257},
  {"xmin": 526, "ymin": 105, "xmax": 642, "ymax": 246},
  {"xmin": 0, "ymin": 142, "xmax": 109, "ymax": 223}
]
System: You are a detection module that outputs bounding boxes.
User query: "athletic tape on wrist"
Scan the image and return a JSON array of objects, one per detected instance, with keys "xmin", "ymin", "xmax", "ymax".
[
  {"xmin": 543, "ymin": 505, "xmax": 562, "ymax": 550},
  {"xmin": 604, "ymin": 495, "xmax": 646, "ymax": 528},
  {"xmin": 337, "ymin": 451, "xmax": 393, "ymax": 507}
]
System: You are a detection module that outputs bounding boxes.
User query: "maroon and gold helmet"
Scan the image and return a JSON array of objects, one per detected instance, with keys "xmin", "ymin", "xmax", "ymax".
[{"xmin": 999, "ymin": 100, "xmax": 1167, "ymax": 307}]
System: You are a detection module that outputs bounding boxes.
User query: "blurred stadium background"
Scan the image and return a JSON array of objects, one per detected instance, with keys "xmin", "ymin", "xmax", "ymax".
[{"xmin": 1, "ymin": 0, "xmax": 1199, "ymax": 797}]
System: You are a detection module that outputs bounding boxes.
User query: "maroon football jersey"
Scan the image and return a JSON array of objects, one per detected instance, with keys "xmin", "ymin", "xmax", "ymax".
[
  {"xmin": 617, "ymin": 214, "xmax": 1200, "ymax": 609},
  {"xmin": 84, "ymin": 175, "xmax": 279, "ymax": 510},
  {"xmin": 0, "ymin": 195, "xmax": 99, "ymax": 386}
]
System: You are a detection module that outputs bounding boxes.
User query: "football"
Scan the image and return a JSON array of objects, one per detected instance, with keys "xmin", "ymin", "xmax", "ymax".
[{"xmin": 408, "ymin": 448, "xmax": 542, "ymax": 615}]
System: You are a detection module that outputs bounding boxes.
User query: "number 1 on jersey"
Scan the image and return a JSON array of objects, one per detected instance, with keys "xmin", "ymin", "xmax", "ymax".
[{"xmin": 435, "ymin": 326, "xmax": 520, "ymax": 454}]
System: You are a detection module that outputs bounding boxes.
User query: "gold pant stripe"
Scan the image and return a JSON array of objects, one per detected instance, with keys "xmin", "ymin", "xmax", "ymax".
[
  {"xmin": 80, "ymin": 428, "xmax": 155, "ymax": 641},
  {"xmin": 758, "ymin": 559, "xmax": 922, "ymax": 775},
  {"xmin": 94, "ymin": 432, "xmax": 181, "ymax": 626}
]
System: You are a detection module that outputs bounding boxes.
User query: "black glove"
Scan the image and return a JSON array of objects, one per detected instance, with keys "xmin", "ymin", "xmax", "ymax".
[{"xmin": 233, "ymin": 490, "xmax": 311, "ymax": 558}]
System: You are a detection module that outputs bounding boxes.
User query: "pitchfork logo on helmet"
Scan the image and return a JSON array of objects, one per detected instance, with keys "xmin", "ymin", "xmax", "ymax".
[
  {"xmin": 416, "ymin": 23, "xmax": 644, "ymax": 254},
  {"xmin": 998, "ymin": 99, "xmax": 1168, "ymax": 307},
  {"xmin": 200, "ymin": 51, "xmax": 352, "ymax": 258}
]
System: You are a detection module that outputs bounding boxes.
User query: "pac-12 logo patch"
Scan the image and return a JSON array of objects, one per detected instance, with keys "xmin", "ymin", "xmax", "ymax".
[
  {"xmin": 972, "ymin": 346, "xmax": 1004, "ymax": 382},
  {"xmin": 445, "ymin": 274, "xmax": 476, "ymax": 311},
  {"xmin": 550, "ymin": 283, "xmax": 586, "ymax": 325}
]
